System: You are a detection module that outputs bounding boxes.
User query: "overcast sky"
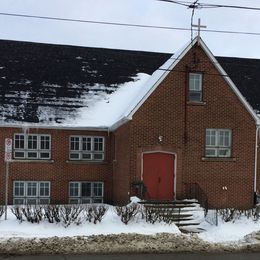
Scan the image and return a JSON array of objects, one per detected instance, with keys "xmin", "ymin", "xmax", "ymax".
[{"xmin": 1, "ymin": 0, "xmax": 260, "ymax": 58}]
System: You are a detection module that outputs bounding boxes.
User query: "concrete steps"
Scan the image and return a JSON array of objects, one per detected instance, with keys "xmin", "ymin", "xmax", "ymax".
[{"xmin": 139, "ymin": 199, "xmax": 204, "ymax": 232}]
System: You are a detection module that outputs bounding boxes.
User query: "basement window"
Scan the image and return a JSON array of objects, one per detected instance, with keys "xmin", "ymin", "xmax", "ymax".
[
  {"xmin": 189, "ymin": 73, "xmax": 202, "ymax": 102},
  {"xmin": 13, "ymin": 181, "xmax": 50, "ymax": 205},
  {"xmin": 14, "ymin": 134, "xmax": 51, "ymax": 160},
  {"xmin": 69, "ymin": 136, "xmax": 105, "ymax": 161},
  {"xmin": 205, "ymin": 129, "xmax": 232, "ymax": 157},
  {"xmin": 69, "ymin": 182, "xmax": 104, "ymax": 204}
]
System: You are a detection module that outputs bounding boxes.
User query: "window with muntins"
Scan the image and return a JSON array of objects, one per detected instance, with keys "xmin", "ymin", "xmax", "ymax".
[
  {"xmin": 14, "ymin": 134, "xmax": 51, "ymax": 160},
  {"xmin": 189, "ymin": 73, "xmax": 202, "ymax": 102},
  {"xmin": 69, "ymin": 182, "xmax": 104, "ymax": 204},
  {"xmin": 205, "ymin": 129, "xmax": 232, "ymax": 157},
  {"xmin": 13, "ymin": 181, "xmax": 50, "ymax": 205},
  {"xmin": 69, "ymin": 136, "xmax": 105, "ymax": 161}
]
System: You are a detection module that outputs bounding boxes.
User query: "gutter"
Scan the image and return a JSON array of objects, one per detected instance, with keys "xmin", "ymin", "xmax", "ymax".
[
  {"xmin": 109, "ymin": 117, "xmax": 131, "ymax": 131},
  {"xmin": 254, "ymin": 125, "xmax": 259, "ymax": 193},
  {"xmin": 0, "ymin": 123, "xmax": 109, "ymax": 132}
]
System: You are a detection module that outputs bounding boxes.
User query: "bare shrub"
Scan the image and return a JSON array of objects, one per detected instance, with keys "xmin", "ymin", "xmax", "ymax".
[
  {"xmin": 92, "ymin": 205, "xmax": 108, "ymax": 224},
  {"xmin": 44, "ymin": 205, "xmax": 61, "ymax": 223},
  {"xmin": 0, "ymin": 206, "xmax": 5, "ymax": 219},
  {"xmin": 84, "ymin": 205, "xmax": 108, "ymax": 224},
  {"xmin": 218, "ymin": 208, "xmax": 260, "ymax": 223},
  {"xmin": 115, "ymin": 204, "xmax": 139, "ymax": 225},
  {"xmin": 59, "ymin": 204, "xmax": 84, "ymax": 227},
  {"xmin": 144, "ymin": 207, "xmax": 161, "ymax": 224},
  {"xmin": 218, "ymin": 208, "xmax": 238, "ymax": 222},
  {"xmin": 11, "ymin": 206, "xmax": 24, "ymax": 222},
  {"xmin": 21, "ymin": 205, "xmax": 44, "ymax": 223}
]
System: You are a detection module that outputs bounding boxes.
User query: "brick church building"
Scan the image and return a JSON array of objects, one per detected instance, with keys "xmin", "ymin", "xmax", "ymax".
[{"xmin": 0, "ymin": 36, "xmax": 259, "ymax": 208}]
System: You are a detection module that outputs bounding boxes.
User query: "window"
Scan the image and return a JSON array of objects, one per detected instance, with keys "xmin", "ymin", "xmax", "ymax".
[
  {"xmin": 13, "ymin": 181, "xmax": 50, "ymax": 205},
  {"xmin": 205, "ymin": 129, "xmax": 232, "ymax": 157},
  {"xmin": 189, "ymin": 73, "xmax": 202, "ymax": 102},
  {"xmin": 70, "ymin": 136, "xmax": 104, "ymax": 161},
  {"xmin": 14, "ymin": 134, "xmax": 51, "ymax": 160},
  {"xmin": 69, "ymin": 182, "xmax": 104, "ymax": 204}
]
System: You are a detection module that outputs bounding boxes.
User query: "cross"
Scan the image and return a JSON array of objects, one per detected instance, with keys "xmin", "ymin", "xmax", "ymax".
[{"xmin": 192, "ymin": 18, "xmax": 207, "ymax": 45}]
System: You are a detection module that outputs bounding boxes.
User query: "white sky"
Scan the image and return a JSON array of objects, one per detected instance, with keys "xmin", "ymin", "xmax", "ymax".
[{"xmin": 1, "ymin": 0, "xmax": 260, "ymax": 58}]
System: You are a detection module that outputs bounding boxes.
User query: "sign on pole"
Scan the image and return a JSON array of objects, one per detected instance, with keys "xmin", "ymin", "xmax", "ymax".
[
  {"xmin": 4, "ymin": 138, "xmax": 12, "ymax": 220},
  {"xmin": 5, "ymin": 138, "xmax": 12, "ymax": 162}
]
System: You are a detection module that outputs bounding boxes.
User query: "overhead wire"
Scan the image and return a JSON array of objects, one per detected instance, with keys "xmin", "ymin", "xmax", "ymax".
[
  {"xmin": 0, "ymin": 11, "xmax": 260, "ymax": 37},
  {"xmin": 157, "ymin": 0, "xmax": 260, "ymax": 11}
]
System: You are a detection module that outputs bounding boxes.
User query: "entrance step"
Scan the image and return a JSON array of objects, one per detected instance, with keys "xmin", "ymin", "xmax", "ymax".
[{"xmin": 139, "ymin": 199, "xmax": 205, "ymax": 230}]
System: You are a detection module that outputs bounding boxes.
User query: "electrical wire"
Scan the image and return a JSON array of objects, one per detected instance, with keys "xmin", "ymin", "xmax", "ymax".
[
  {"xmin": 1, "ymin": 11, "xmax": 260, "ymax": 37},
  {"xmin": 157, "ymin": 0, "xmax": 260, "ymax": 11}
]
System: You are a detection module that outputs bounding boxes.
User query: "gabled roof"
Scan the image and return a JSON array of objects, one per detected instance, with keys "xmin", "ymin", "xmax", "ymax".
[
  {"xmin": 124, "ymin": 37, "xmax": 260, "ymax": 126},
  {"xmin": 0, "ymin": 37, "xmax": 259, "ymax": 130},
  {"xmin": 216, "ymin": 57, "xmax": 260, "ymax": 114},
  {"xmin": 0, "ymin": 39, "xmax": 170, "ymax": 129}
]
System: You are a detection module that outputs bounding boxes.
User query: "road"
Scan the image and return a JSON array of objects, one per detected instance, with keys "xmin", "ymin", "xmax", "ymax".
[{"xmin": 1, "ymin": 253, "xmax": 260, "ymax": 260}]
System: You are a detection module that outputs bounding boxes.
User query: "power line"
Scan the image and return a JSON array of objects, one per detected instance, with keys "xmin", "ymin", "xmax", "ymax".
[
  {"xmin": 1, "ymin": 11, "xmax": 260, "ymax": 37},
  {"xmin": 157, "ymin": 0, "xmax": 260, "ymax": 11}
]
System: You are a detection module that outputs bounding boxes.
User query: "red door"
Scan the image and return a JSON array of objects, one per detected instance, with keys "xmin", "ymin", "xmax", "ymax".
[{"xmin": 143, "ymin": 153, "xmax": 175, "ymax": 200}]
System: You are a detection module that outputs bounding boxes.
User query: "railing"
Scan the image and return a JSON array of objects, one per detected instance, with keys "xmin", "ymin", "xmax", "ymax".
[
  {"xmin": 184, "ymin": 182, "xmax": 209, "ymax": 216},
  {"xmin": 205, "ymin": 209, "xmax": 218, "ymax": 226}
]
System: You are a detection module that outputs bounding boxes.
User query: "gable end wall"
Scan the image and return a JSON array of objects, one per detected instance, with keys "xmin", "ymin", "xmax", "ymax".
[{"xmin": 123, "ymin": 44, "xmax": 256, "ymax": 208}]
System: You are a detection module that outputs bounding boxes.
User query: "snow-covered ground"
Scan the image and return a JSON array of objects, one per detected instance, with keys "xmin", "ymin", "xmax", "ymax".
[
  {"xmin": 0, "ymin": 205, "xmax": 180, "ymax": 239},
  {"xmin": 1, "ymin": 203, "xmax": 260, "ymax": 246},
  {"xmin": 198, "ymin": 217, "xmax": 260, "ymax": 243}
]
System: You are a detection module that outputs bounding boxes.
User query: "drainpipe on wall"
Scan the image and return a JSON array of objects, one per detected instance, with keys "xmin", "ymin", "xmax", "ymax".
[{"xmin": 254, "ymin": 125, "xmax": 259, "ymax": 203}]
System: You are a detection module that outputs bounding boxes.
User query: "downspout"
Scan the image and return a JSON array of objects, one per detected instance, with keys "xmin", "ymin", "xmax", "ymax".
[{"xmin": 254, "ymin": 125, "xmax": 259, "ymax": 198}]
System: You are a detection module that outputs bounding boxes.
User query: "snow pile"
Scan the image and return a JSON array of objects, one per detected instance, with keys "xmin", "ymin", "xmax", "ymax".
[
  {"xmin": 198, "ymin": 216, "xmax": 260, "ymax": 243},
  {"xmin": 0, "ymin": 206, "xmax": 180, "ymax": 239}
]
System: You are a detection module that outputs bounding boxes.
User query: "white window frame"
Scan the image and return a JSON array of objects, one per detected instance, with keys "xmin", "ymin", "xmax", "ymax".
[
  {"xmin": 189, "ymin": 73, "xmax": 202, "ymax": 102},
  {"xmin": 69, "ymin": 181, "xmax": 104, "ymax": 204},
  {"xmin": 14, "ymin": 134, "xmax": 51, "ymax": 160},
  {"xmin": 205, "ymin": 129, "xmax": 232, "ymax": 158},
  {"xmin": 69, "ymin": 136, "xmax": 105, "ymax": 161},
  {"xmin": 13, "ymin": 181, "xmax": 51, "ymax": 205}
]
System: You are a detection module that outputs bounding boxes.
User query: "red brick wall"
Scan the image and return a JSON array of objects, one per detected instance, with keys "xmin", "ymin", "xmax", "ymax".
[
  {"xmin": 118, "ymin": 44, "xmax": 257, "ymax": 208},
  {"xmin": 0, "ymin": 127, "xmax": 113, "ymax": 205},
  {"xmin": 0, "ymin": 43, "xmax": 257, "ymax": 209},
  {"xmin": 113, "ymin": 122, "xmax": 131, "ymax": 205}
]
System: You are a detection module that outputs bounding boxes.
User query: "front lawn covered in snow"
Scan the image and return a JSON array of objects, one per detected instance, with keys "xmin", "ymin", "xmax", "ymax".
[{"xmin": 1, "ymin": 201, "xmax": 260, "ymax": 247}]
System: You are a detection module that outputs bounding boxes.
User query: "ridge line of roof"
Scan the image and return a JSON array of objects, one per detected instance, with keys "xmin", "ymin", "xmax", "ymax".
[{"xmin": 0, "ymin": 37, "xmax": 172, "ymax": 55}]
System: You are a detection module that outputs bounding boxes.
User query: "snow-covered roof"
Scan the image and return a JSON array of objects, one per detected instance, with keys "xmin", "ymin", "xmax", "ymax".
[
  {"xmin": 0, "ymin": 39, "xmax": 171, "ymax": 129},
  {"xmin": 1, "ymin": 37, "xmax": 259, "ymax": 130}
]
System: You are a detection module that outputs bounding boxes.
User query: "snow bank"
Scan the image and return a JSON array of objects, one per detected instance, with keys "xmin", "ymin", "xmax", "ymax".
[
  {"xmin": 198, "ymin": 217, "xmax": 260, "ymax": 243},
  {"xmin": 0, "ymin": 206, "xmax": 180, "ymax": 239}
]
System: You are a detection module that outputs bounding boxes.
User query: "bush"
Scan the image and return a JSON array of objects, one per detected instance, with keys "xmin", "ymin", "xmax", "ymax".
[
  {"xmin": 115, "ymin": 204, "xmax": 139, "ymax": 225},
  {"xmin": 144, "ymin": 207, "xmax": 162, "ymax": 224},
  {"xmin": 218, "ymin": 208, "xmax": 260, "ymax": 222},
  {"xmin": 11, "ymin": 206, "xmax": 24, "ymax": 222},
  {"xmin": 84, "ymin": 205, "xmax": 108, "ymax": 224},
  {"xmin": 59, "ymin": 204, "xmax": 84, "ymax": 227},
  {"xmin": 11, "ymin": 205, "xmax": 44, "ymax": 223},
  {"xmin": 44, "ymin": 205, "xmax": 61, "ymax": 223},
  {"xmin": 21, "ymin": 205, "xmax": 44, "ymax": 223},
  {"xmin": 0, "ymin": 206, "xmax": 5, "ymax": 219}
]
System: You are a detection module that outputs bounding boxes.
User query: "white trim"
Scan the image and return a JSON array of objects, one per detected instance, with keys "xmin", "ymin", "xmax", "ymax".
[
  {"xmin": 13, "ymin": 181, "xmax": 51, "ymax": 204},
  {"xmin": 141, "ymin": 151, "xmax": 177, "ymax": 200},
  {"xmin": 199, "ymin": 39, "xmax": 260, "ymax": 125},
  {"xmin": 13, "ymin": 133, "xmax": 51, "ymax": 160},
  {"xmin": 126, "ymin": 39, "xmax": 197, "ymax": 120},
  {"xmin": 69, "ymin": 135, "xmax": 105, "ymax": 161},
  {"xmin": 118, "ymin": 37, "xmax": 259, "ymax": 127},
  {"xmin": 0, "ymin": 124, "xmax": 109, "ymax": 131},
  {"xmin": 68, "ymin": 181, "xmax": 104, "ymax": 203}
]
